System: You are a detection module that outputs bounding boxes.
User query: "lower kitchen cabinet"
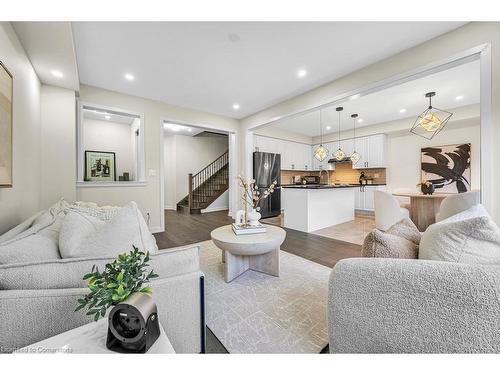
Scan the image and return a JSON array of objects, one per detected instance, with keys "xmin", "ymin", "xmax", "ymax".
[{"xmin": 354, "ymin": 185, "xmax": 387, "ymax": 211}]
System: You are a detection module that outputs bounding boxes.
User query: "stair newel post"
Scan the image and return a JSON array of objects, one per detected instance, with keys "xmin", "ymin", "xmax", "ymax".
[{"xmin": 188, "ymin": 173, "xmax": 193, "ymax": 211}]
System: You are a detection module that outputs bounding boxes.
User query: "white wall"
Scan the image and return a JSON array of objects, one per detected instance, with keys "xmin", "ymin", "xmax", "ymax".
[
  {"xmin": 40, "ymin": 85, "xmax": 76, "ymax": 208},
  {"xmin": 0, "ymin": 23, "xmax": 41, "ymax": 233},
  {"xmin": 82, "ymin": 118, "xmax": 136, "ymax": 180},
  {"xmin": 77, "ymin": 85, "xmax": 239, "ymax": 232},
  {"xmin": 242, "ymin": 22, "xmax": 500, "ymax": 220},
  {"xmin": 386, "ymin": 121, "xmax": 480, "ymax": 193},
  {"xmin": 163, "ymin": 133, "xmax": 229, "ymax": 210}
]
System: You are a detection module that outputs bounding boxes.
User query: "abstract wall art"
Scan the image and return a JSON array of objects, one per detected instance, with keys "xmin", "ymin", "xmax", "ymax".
[{"xmin": 421, "ymin": 143, "xmax": 471, "ymax": 193}]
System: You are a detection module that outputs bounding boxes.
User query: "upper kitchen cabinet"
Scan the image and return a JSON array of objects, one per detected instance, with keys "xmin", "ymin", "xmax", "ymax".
[
  {"xmin": 254, "ymin": 135, "xmax": 313, "ymax": 171},
  {"xmin": 352, "ymin": 134, "xmax": 387, "ymax": 169}
]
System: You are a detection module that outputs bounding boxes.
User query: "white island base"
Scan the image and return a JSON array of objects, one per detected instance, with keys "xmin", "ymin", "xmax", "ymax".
[{"xmin": 282, "ymin": 187, "xmax": 355, "ymax": 233}]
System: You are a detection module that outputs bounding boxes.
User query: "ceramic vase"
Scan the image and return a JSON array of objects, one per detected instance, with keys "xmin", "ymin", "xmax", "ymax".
[{"xmin": 247, "ymin": 208, "xmax": 261, "ymax": 226}]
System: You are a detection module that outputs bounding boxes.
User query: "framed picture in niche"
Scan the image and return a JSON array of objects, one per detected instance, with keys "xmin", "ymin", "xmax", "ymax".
[
  {"xmin": 84, "ymin": 151, "xmax": 116, "ymax": 182},
  {"xmin": 421, "ymin": 143, "xmax": 471, "ymax": 193},
  {"xmin": 0, "ymin": 61, "xmax": 13, "ymax": 187}
]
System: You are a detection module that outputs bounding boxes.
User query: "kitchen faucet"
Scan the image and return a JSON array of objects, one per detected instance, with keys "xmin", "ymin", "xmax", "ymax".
[{"xmin": 318, "ymin": 168, "xmax": 329, "ymax": 185}]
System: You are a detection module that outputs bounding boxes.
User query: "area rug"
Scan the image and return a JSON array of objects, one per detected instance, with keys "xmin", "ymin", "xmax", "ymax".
[{"xmin": 199, "ymin": 240, "xmax": 332, "ymax": 353}]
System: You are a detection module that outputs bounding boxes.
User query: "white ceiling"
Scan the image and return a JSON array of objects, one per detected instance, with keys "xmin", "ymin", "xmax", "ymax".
[
  {"xmin": 12, "ymin": 22, "xmax": 80, "ymax": 91},
  {"xmin": 72, "ymin": 22, "xmax": 466, "ymax": 119},
  {"xmin": 270, "ymin": 59, "xmax": 480, "ymax": 137}
]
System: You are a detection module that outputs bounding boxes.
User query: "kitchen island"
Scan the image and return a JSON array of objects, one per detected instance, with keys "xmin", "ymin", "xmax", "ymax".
[{"xmin": 282, "ymin": 185, "xmax": 356, "ymax": 233}]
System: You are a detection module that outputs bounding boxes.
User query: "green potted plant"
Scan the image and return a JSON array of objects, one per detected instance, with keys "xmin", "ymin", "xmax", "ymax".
[{"xmin": 75, "ymin": 246, "xmax": 158, "ymax": 321}]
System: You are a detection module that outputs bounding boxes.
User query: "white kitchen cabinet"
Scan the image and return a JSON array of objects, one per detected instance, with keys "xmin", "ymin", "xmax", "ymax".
[
  {"xmin": 352, "ymin": 134, "xmax": 387, "ymax": 169},
  {"xmin": 354, "ymin": 185, "xmax": 387, "ymax": 211},
  {"xmin": 340, "ymin": 138, "xmax": 354, "ymax": 157}
]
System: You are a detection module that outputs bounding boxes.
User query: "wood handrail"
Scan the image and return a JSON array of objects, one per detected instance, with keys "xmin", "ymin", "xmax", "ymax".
[{"xmin": 192, "ymin": 150, "xmax": 229, "ymax": 180}]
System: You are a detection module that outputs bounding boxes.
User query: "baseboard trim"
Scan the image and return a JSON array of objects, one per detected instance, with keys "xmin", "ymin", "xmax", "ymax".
[
  {"xmin": 164, "ymin": 205, "xmax": 176, "ymax": 210},
  {"xmin": 200, "ymin": 206, "xmax": 229, "ymax": 214},
  {"xmin": 150, "ymin": 226, "xmax": 164, "ymax": 234}
]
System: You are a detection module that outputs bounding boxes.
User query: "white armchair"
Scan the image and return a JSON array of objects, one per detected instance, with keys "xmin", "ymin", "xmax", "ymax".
[
  {"xmin": 436, "ymin": 191, "xmax": 480, "ymax": 222},
  {"xmin": 374, "ymin": 190, "xmax": 409, "ymax": 231}
]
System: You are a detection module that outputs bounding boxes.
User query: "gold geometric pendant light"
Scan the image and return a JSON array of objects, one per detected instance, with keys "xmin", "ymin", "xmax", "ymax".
[
  {"xmin": 410, "ymin": 92, "xmax": 453, "ymax": 140},
  {"xmin": 314, "ymin": 109, "xmax": 329, "ymax": 162}
]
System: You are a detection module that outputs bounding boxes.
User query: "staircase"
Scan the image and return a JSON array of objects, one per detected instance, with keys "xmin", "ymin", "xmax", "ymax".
[{"xmin": 177, "ymin": 150, "xmax": 229, "ymax": 214}]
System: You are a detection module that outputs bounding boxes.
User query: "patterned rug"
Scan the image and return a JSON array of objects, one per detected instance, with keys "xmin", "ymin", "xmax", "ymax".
[{"xmin": 199, "ymin": 240, "xmax": 332, "ymax": 353}]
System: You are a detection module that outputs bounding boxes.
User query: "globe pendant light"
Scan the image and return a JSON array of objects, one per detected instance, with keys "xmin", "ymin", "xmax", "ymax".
[
  {"xmin": 334, "ymin": 106, "xmax": 345, "ymax": 161},
  {"xmin": 313, "ymin": 109, "xmax": 329, "ymax": 162},
  {"xmin": 410, "ymin": 92, "xmax": 453, "ymax": 140},
  {"xmin": 350, "ymin": 113, "xmax": 361, "ymax": 165}
]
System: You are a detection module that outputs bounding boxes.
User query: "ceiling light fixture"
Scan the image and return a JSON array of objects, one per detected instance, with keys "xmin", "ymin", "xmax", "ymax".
[
  {"xmin": 232, "ymin": 103, "xmax": 240, "ymax": 110},
  {"xmin": 105, "ymin": 115, "xmax": 111, "ymax": 120},
  {"xmin": 349, "ymin": 94, "xmax": 360, "ymax": 100},
  {"xmin": 51, "ymin": 70, "xmax": 63, "ymax": 78},
  {"xmin": 187, "ymin": 128, "xmax": 193, "ymax": 132},
  {"xmin": 297, "ymin": 69, "xmax": 307, "ymax": 78},
  {"xmin": 411, "ymin": 91, "xmax": 453, "ymax": 140},
  {"xmin": 357, "ymin": 118, "xmax": 364, "ymax": 123},
  {"xmin": 313, "ymin": 109, "xmax": 329, "ymax": 162},
  {"xmin": 334, "ymin": 107, "xmax": 345, "ymax": 161},
  {"xmin": 350, "ymin": 114, "xmax": 361, "ymax": 165},
  {"xmin": 124, "ymin": 73, "xmax": 135, "ymax": 81},
  {"xmin": 399, "ymin": 108, "xmax": 407, "ymax": 113},
  {"xmin": 325, "ymin": 126, "xmax": 331, "ymax": 130},
  {"xmin": 455, "ymin": 95, "xmax": 464, "ymax": 101}
]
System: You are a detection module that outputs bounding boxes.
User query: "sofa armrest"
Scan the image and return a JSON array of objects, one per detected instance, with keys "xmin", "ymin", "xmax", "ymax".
[
  {"xmin": 0, "ymin": 270, "xmax": 204, "ymax": 353},
  {"xmin": 328, "ymin": 258, "xmax": 500, "ymax": 353}
]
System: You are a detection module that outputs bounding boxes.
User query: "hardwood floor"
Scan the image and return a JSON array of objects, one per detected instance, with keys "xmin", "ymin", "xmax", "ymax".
[
  {"xmin": 153, "ymin": 209, "xmax": 361, "ymax": 353},
  {"xmin": 155, "ymin": 209, "xmax": 361, "ymax": 269}
]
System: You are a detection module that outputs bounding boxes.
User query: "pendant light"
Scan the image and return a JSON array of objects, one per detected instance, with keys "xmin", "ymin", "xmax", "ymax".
[
  {"xmin": 313, "ymin": 109, "xmax": 329, "ymax": 162},
  {"xmin": 410, "ymin": 92, "xmax": 453, "ymax": 140},
  {"xmin": 334, "ymin": 106, "xmax": 345, "ymax": 161},
  {"xmin": 350, "ymin": 113, "xmax": 361, "ymax": 165}
]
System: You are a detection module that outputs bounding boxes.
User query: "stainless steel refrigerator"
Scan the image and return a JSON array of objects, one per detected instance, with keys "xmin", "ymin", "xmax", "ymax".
[{"xmin": 253, "ymin": 151, "xmax": 281, "ymax": 218}]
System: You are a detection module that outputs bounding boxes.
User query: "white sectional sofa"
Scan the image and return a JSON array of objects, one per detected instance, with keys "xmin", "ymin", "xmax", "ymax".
[{"xmin": 0, "ymin": 200, "xmax": 205, "ymax": 353}]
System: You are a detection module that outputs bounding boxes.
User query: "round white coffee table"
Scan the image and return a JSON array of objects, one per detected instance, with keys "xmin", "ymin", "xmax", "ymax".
[{"xmin": 210, "ymin": 225, "xmax": 286, "ymax": 283}]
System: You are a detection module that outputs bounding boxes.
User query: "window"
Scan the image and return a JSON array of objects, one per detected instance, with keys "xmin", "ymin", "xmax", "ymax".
[{"xmin": 77, "ymin": 102, "xmax": 145, "ymax": 185}]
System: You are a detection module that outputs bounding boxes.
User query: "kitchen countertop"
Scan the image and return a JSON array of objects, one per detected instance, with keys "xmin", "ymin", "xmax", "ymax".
[{"xmin": 282, "ymin": 183, "xmax": 386, "ymax": 189}]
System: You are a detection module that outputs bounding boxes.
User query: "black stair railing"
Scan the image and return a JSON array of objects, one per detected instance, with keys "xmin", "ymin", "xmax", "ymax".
[{"xmin": 188, "ymin": 150, "xmax": 229, "ymax": 210}]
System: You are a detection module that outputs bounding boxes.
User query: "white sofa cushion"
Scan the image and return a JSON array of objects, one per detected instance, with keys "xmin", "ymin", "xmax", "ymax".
[
  {"xmin": 59, "ymin": 201, "xmax": 158, "ymax": 258},
  {"xmin": 385, "ymin": 217, "xmax": 421, "ymax": 244},
  {"xmin": 0, "ymin": 245, "xmax": 199, "ymax": 290},
  {"xmin": 419, "ymin": 205, "xmax": 500, "ymax": 265},
  {"xmin": 362, "ymin": 229, "xmax": 418, "ymax": 259}
]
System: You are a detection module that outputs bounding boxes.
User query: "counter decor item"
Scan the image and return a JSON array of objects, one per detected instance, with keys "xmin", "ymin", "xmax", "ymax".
[
  {"xmin": 417, "ymin": 180, "xmax": 435, "ymax": 195},
  {"xmin": 75, "ymin": 246, "xmax": 159, "ymax": 352}
]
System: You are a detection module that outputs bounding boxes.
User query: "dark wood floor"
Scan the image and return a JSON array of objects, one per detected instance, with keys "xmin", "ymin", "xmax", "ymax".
[
  {"xmin": 153, "ymin": 209, "xmax": 361, "ymax": 354},
  {"xmin": 154, "ymin": 210, "xmax": 361, "ymax": 269}
]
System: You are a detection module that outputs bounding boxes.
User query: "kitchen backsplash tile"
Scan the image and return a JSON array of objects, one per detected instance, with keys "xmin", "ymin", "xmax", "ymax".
[{"xmin": 281, "ymin": 164, "xmax": 386, "ymax": 185}]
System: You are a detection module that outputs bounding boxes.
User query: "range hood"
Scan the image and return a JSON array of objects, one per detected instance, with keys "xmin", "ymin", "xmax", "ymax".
[{"xmin": 328, "ymin": 157, "xmax": 352, "ymax": 164}]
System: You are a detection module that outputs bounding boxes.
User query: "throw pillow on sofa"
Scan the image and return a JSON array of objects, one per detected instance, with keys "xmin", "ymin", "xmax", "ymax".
[
  {"xmin": 0, "ymin": 199, "xmax": 70, "ymax": 264},
  {"xmin": 362, "ymin": 229, "xmax": 418, "ymax": 259},
  {"xmin": 59, "ymin": 201, "xmax": 158, "ymax": 258},
  {"xmin": 385, "ymin": 217, "xmax": 421, "ymax": 244},
  {"xmin": 419, "ymin": 213, "xmax": 500, "ymax": 265}
]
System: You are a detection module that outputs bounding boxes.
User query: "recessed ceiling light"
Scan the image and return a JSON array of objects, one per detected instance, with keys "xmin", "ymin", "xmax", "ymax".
[
  {"xmin": 357, "ymin": 118, "xmax": 364, "ymax": 123},
  {"xmin": 232, "ymin": 103, "xmax": 240, "ymax": 110},
  {"xmin": 124, "ymin": 73, "xmax": 135, "ymax": 81},
  {"xmin": 297, "ymin": 69, "xmax": 307, "ymax": 78},
  {"xmin": 187, "ymin": 128, "xmax": 193, "ymax": 132},
  {"xmin": 455, "ymin": 95, "xmax": 464, "ymax": 101},
  {"xmin": 105, "ymin": 115, "xmax": 111, "ymax": 120},
  {"xmin": 51, "ymin": 70, "xmax": 63, "ymax": 78},
  {"xmin": 399, "ymin": 108, "xmax": 407, "ymax": 113},
  {"xmin": 325, "ymin": 126, "xmax": 332, "ymax": 130},
  {"xmin": 350, "ymin": 94, "xmax": 360, "ymax": 100}
]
